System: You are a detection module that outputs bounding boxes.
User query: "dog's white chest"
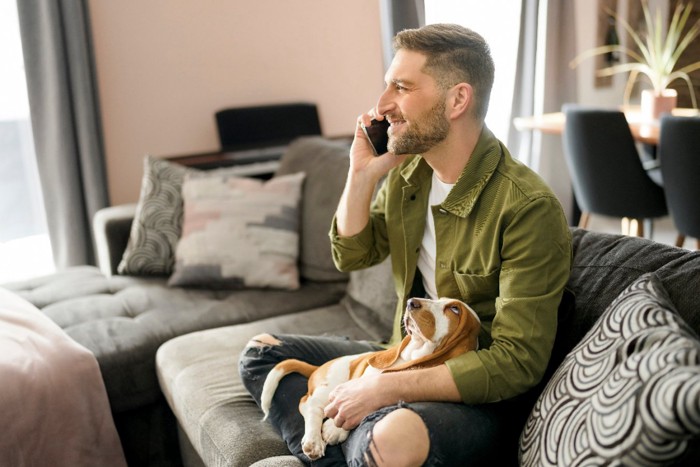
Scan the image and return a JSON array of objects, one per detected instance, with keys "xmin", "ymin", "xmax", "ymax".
[{"xmin": 400, "ymin": 339, "xmax": 437, "ymax": 362}]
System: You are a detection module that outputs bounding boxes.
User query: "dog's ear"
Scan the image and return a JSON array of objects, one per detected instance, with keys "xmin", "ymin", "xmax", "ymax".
[
  {"xmin": 453, "ymin": 300, "xmax": 480, "ymax": 347},
  {"xmin": 436, "ymin": 300, "xmax": 480, "ymax": 354},
  {"xmin": 367, "ymin": 336, "xmax": 411, "ymax": 369}
]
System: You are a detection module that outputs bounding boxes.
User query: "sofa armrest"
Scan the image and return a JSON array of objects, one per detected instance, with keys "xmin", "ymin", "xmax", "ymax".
[{"xmin": 93, "ymin": 204, "xmax": 136, "ymax": 276}]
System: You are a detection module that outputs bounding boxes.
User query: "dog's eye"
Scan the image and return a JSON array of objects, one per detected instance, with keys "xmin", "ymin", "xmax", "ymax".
[{"xmin": 447, "ymin": 305, "xmax": 460, "ymax": 315}]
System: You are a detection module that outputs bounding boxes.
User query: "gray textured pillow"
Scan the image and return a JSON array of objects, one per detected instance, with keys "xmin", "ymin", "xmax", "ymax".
[
  {"xmin": 275, "ymin": 137, "xmax": 351, "ymax": 282},
  {"xmin": 519, "ymin": 273, "xmax": 700, "ymax": 466},
  {"xmin": 168, "ymin": 171, "xmax": 305, "ymax": 290},
  {"xmin": 118, "ymin": 156, "xmax": 187, "ymax": 276}
]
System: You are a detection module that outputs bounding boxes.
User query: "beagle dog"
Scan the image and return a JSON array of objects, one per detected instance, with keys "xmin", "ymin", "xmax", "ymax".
[{"xmin": 260, "ymin": 297, "xmax": 481, "ymax": 460}]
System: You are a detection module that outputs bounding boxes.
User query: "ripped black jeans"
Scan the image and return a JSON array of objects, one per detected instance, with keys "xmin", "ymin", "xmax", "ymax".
[{"xmin": 239, "ymin": 334, "xmax": 527, "ymax": 466}]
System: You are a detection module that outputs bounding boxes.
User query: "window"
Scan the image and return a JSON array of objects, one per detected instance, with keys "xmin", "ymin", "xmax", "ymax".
[
  {"xmin": 0, "ymin": 0, "xmax": 54, "ymax": 282},
  {"xmin": 424, "ymin": 0, "xmax": 522, "ymax": 144}
]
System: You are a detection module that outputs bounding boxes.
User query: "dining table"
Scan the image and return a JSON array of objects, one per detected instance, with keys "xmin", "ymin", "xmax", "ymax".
[{"xmin": 513, "ymin": 106, "xmax": 700, "ymax": 146}]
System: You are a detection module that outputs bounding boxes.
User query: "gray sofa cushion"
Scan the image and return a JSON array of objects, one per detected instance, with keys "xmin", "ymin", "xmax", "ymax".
[
  {"xmin": 561, "ymin": 229, "xmax": 700, "ymax": 358},
  {"xmin": 275, "ymin": 136, "xmax": 350, "ymax": 283},
  {"xmin": 4, "ymin": 267, "xmax": 346, "ymax": 412},
  {"xmin": 342, "ymin": 256, "xmax": 398, "ymax": 343},
  {"xmin": 156, "ymin": 305, "xmax": 375, "ymax": 467},
  {"xmin": 532, "ymin": 229, "xmax": 700, "ymax": 396},
  {"xmin": 249, "ymin": 456, "xmax": 304, "ymax": 467}
]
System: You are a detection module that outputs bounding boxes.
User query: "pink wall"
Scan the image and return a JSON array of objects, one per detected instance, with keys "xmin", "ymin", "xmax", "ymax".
[{"xmin": 89, "ymin": 1, "xmax": 386, "ymax": 205}]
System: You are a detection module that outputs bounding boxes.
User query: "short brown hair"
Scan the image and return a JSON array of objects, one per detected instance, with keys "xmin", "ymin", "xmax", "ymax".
[{"xmin": 394, "ymin": 24, "xmax": 495, "ymax": 121}]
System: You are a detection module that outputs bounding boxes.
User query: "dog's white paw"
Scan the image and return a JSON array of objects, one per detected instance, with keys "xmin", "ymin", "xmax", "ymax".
[
  {"xmin": 301, "ymin": 432, "xmax": 326, "ymax": 460},
  {"xmin": 322, "ymin": 419, "xmax": 349, "ymax": 446}
]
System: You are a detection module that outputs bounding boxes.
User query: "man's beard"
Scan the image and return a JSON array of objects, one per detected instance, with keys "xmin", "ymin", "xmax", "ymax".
[{"xmin": 388, "ymin": 99, "xmax": 450, "ymax": 155}]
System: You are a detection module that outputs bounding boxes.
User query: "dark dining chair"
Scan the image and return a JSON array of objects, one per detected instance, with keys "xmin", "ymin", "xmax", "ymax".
[
  {"xmin": 562, "ymin": 106, "xmax": 668, "ymax": 238},
  {"xmin": 658, "ymin": 115, "xmax": 700, "ymax": 249}
]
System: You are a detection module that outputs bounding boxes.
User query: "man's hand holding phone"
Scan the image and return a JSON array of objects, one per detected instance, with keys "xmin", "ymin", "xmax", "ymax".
[
  {"xmin": 349, "ymin": 112, "xmax": 405, "ymax": 186},
  {"xmin": 338, "ymin": 113, "xmax": 404, "ymax": 237},
  {"xmin": 361, "ymin": 118, "xmax": 390, "ymax": 156}
]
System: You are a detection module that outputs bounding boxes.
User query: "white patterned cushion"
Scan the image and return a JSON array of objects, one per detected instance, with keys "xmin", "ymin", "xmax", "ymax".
[
  {"xmin": 168, "ymin": 171, "xmax": 305, "ymax": 290},
  {"xmin": 118, "ymin": 156, "xmax": 187, "ymax": 276},
  {"xmin": 519, "ymin": 273, "xmax": 700, "ymax": 466}
]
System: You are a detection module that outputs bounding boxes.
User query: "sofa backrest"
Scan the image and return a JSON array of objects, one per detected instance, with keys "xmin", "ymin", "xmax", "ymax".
[
  {"xmin": 546, "ymin": 227, "xmax": 700, "ymax": 377},
  {"xmin": 276, "ymin": 137, "xmax": 399, "ymax": 340},
  {"xmin": 342, "ymin": 257, "xmax": 398, "ymax": 343},
  {"xmin": 275, "ymin": 136, "xmax": 352, "ymax": 283}
]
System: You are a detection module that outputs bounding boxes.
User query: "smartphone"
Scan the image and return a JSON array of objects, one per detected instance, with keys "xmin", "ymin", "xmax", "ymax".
[{"xmin": 361, "ymin": 118, "xmax": 390, "ymax": 156}]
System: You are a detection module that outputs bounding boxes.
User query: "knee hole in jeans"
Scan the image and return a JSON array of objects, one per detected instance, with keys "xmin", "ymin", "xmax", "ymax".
[
  {"xmin": 246, "ymin": 333, "xmax": 281, "ymax": 348},
  {"xmin": 365, "ymin": 408, "xmax": 429, "ymax": 467}
]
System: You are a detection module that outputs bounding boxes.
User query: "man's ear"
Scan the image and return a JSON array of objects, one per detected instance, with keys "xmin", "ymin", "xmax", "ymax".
[{"xmin": 447, "ymin": 83, "xmax": 472, "ymax": 120}]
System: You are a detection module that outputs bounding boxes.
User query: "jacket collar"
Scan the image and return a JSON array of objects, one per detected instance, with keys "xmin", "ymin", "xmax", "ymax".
[{"xmin": 400, "ymin": 126, "xmax": 504, "ymax": 218}]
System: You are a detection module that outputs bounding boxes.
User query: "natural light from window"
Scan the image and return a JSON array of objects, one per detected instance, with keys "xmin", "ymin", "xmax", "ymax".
[
  {"xmin": 424, "ymin": 0, "xmax": 522, "ymax": 144},
  {"xmin": 0, "ymin": 0, "xmax": 54, "ymax": 283}
]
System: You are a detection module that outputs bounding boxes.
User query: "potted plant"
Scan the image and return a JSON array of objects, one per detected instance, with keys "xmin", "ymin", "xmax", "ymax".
[{"xmin": 570, "ymin": 0, "xmax": 700, "ymax": 120}]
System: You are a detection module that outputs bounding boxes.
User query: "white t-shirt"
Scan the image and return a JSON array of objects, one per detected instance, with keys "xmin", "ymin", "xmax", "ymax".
[{"xmin": 417, "ymin": 172, "xmax": 455, "ymax": 299}]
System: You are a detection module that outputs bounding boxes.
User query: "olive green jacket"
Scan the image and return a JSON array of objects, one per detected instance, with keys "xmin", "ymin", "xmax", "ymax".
[{"xmin": 330, "ymin": 127, "xmax": 572, "ymax": 404}]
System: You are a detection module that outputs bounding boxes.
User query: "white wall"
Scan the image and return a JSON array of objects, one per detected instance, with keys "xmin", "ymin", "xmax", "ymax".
[
  {"xmin": 573, "ymin": 0, "xmax": 629, "ymax": 108},
  {"xmin": 573, "ymin": 0, "xmax": 669, "ymax": 107},
  {"xmin": 89, "ymin": 1, "xmax": 386, "ymax": 205}
]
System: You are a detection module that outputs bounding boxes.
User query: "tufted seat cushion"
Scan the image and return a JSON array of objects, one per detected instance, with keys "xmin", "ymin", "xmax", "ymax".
[
  {"xmin": 157, "ymin": 305, "xmax": 366, "ymax": 466},
  {"xmin": 3, "ymin": 266, "xmax": 346, "ymax": 413}
]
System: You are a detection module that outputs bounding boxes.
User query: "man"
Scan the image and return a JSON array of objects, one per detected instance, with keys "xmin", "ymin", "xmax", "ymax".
[{"xmin": 241, "ymin": 23, "xmax": 571, "ymax": 466}]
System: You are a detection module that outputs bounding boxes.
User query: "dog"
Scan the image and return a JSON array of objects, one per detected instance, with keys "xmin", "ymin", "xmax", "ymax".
[{"xmin": 260, "ymin": 297, "xmax": 481, "ymax": 460}]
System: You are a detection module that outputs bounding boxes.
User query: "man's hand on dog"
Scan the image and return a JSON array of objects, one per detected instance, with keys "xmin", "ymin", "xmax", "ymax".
[
  {"xmin": 324, "ymin": 373, "xmax": 388, "ymax": 430},
  {"xmin": 324, "ymin": 365, "xmax": 464, "ymax": 430}
]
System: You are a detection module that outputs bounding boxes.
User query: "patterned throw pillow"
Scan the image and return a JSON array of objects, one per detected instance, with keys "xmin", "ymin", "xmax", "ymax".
[
  {"xmin": 167, "ymin": 171, "xmax": 305, "ymax": 290},
  {"xmin": 519, "ymin": 273, "xmax": 700, "ymax": 466},
  {"xmin": 118, "ymin": 156, "xmax": 188, "ymax": 276}
]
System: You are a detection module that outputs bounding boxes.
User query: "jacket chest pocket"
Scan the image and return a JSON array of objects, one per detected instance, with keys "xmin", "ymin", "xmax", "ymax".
[{"xmin": 453, "ymin": 269, "xmax": 499, "ymax": 304}]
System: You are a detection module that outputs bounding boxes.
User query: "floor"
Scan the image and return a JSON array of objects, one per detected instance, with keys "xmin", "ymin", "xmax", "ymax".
[{"xmin": 583, "ymin": 214, "xmax": 686, "ymax": 249}]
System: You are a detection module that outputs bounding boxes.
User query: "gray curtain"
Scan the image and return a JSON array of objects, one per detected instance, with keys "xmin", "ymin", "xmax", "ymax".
[
  {"xmin": 380, "ymin": 0, "xmax": 425, "ymax": 71},
  {"xmin": 508, "ymin": 0, "xmax": 541, "ymax": 166},
  {"xmin": 16, "ymin": 0, "xmax": 108, "ymax": 269},
  {"xmin": 507, "ymin": 0, "xmax": 577, "ymax": 222}
]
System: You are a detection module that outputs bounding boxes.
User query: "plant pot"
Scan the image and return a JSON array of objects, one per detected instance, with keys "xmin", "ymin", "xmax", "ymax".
[{"xmin": 641, "ymin": 89, "xmax": 677, "ymax": 122}]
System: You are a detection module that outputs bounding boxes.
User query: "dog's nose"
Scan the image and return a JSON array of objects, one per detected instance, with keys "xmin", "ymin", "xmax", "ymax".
[{"xmin": 406, "ymin": 298, "xmax": 421, "ymax": 310}]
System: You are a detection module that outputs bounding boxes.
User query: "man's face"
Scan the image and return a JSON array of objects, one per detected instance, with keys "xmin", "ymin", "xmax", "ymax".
[{"xmin": 378, "ymin": 50, "xmax": 450, "ymax": 155}]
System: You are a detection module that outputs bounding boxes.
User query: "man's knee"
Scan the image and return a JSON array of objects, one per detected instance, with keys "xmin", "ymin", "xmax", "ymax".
[
  {"xmin": 239, "ymin": 333, "xmax": 283, "ymax": 394},
  {"xmin": 367, "ymin": 408, "xmax": 429, "ymax": 467},
  {"xmin": 240, "ymin": 333, "xmax": 280, "ymax": 375},
  {"xmin": 246, "ymin": 333, "xmax": 281, "ymax": 348}
]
